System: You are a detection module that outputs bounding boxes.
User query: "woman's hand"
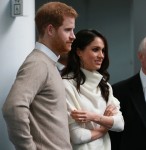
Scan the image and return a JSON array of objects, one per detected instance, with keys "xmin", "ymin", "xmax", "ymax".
[
  {"xmin": 104, "ymin": 104, "xmax": 117, "ymax": 116},
  {"xmin": 71, "ymin": 104, "xmax": 117, "ymax": 124},
  {"xmin": 70, "ymin": 110, "xmax": 95, "ymax": 123}
]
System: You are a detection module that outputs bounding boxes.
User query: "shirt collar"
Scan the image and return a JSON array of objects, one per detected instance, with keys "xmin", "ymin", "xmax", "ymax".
[
  {"xmin": 35, "ymin": 42, "xmax": 60, "ymax": 63},
  {"xmin": 56, "ymin": 62, "xmax": 65, "ymax": 71},
  {"xmin": 140, "ymin": 68, "xmax": 146, "ymax": 88}
]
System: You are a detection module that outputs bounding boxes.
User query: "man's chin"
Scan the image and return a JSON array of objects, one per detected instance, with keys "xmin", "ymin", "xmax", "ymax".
[{"xmin": 66, "ymin": 47, "xmax": 71, "ymax": 52}]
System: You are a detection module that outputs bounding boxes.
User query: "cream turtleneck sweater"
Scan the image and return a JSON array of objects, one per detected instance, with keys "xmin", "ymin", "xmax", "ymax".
[{"xmin": 63, "ymin": 68, "xmax": 124, "ymax": 150}]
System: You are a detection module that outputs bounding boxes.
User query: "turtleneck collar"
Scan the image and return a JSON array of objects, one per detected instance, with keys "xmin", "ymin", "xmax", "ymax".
[{"xmin": 81, "ymin": 68, "xmax": 103, "ymax": 90}]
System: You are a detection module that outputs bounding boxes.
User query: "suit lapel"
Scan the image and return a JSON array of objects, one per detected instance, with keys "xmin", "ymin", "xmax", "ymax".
[{"xmin": 130, "ymin": 74, "xmax": 146, "ymax": 127}]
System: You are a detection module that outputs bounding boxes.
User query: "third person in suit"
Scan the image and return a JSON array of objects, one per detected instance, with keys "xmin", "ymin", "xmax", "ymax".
[{"xmin": 109, "ymin": 36, "xmax": 146, "ymax": 150}]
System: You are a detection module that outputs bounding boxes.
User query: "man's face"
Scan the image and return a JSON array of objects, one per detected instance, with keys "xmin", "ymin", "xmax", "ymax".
[
  {"xmin": 52, "ymin": 16, "xmax": 76, "ymax": 55},
  {"xmin": 138, "ymin": 51, "xmax": 146, "ymax": 75}
]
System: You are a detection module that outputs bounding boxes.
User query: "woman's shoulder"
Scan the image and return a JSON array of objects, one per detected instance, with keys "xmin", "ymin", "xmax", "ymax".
[
  {"xmin": 63, "ymin": 78, "xmax": 75, "ymax": 86},
  {"xmin": 62, "ymin": 76, "xmax": 78, "ymax": 90}
]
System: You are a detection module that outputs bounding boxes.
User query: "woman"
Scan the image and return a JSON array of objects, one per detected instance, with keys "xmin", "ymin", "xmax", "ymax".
[{"xmin": 61, "ymin": 29, "xmax": 124, "ymax": 150}]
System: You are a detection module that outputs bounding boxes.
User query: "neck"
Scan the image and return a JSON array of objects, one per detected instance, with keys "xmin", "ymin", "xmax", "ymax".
[
  {"xmin": 38, "ymin": 38, "xmax": 59, "ymax": 56},
  {"xmin": 142, "ymin": 68, "xmax": 146, "ymax": 75}
]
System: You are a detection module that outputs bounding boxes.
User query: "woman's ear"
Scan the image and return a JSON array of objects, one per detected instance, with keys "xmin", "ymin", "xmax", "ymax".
[{"xmin": 76, "ymin": 48, "xmax": 82, "ymax": 57}]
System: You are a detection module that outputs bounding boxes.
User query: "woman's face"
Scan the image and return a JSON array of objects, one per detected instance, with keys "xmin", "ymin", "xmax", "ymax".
[{"xmin": 77, "ymin": 37, "xmax": 105, "ymax": 71}]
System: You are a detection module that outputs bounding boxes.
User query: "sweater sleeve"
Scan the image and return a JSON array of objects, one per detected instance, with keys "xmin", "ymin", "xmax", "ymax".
[
  {"xmin": 2, "ymin": 61, "xmax": 48, "ymax": 150},
  {"xmin": 107, "ymin": 83, "xmax": 124, "ymax": 132},
  {"xmin": 63, "ymin": 79, "xmax": 92, "ymax": 144},
  {"xmin": 69, "ymin": 122, "xmax": 91, "ymax": 144}
]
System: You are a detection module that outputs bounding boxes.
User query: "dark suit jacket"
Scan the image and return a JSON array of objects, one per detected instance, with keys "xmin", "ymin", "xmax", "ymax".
[{"xmin": 109, "ymin": 73, "xmax": 146, "ymax": 150}]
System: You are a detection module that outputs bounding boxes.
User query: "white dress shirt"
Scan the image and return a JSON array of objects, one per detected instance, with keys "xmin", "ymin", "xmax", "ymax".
[
  {"xmin": 140, "ymin": 68, "xmax": 146, "ymax": 101},
  {"xmin": 35, "ymin": 42, "xmax": 60, "ymax": 63}
]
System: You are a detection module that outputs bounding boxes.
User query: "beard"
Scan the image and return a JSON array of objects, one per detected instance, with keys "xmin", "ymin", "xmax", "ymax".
[{"xmin": 52, "ymin": 39, "xmax": 72, "ymax": 54}]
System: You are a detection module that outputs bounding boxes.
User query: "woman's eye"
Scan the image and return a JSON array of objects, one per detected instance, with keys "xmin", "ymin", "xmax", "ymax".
[
  {"xmin": 92, "ymin": 48, "xmax": 99, "ymax": 52},
  {"xmin": 102, "ymin": 48, "xmax": 105, "ymax": 53}
]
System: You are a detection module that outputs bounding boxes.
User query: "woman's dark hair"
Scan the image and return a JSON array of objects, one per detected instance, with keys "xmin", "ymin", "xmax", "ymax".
[{"xmin": 62, "ymin": 29, "xmax": 110, "ymax": 102}]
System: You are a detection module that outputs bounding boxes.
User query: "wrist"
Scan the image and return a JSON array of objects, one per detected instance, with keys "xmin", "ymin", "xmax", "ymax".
[{"xmin": 94, "ymin": 115, "xmax": 103, "ymax": 124}]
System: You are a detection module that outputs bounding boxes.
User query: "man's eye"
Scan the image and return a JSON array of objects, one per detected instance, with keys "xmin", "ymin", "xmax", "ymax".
[{"xmin": 65, "ymin": 29, "xmax": 71, "ymax": 32}]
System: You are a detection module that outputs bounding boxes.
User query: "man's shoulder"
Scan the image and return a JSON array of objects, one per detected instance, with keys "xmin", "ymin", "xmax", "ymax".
[{"xmin": 112, "ymin": 73, "xmax": 140, "ymax": 89}]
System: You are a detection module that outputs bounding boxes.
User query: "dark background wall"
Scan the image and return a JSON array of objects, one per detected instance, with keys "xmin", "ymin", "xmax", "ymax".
[{"xmin": 36, "ymin": 0, "xmax": 146, "ymax": 84}]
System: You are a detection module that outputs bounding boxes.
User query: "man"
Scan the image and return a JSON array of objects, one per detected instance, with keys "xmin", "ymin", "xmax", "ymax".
[
  {"xmin": 109, "ymin": 37, "xmax": 146, "ymax": 150},
  {"xmin": 2, "ymin": 2, "xmax": 78, "ymax": 150}
]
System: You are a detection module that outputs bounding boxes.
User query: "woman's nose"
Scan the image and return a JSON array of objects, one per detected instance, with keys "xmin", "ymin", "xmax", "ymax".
[{"xmin": 98, "ymin": 50, "xmax": 104, "ymax": 58}]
